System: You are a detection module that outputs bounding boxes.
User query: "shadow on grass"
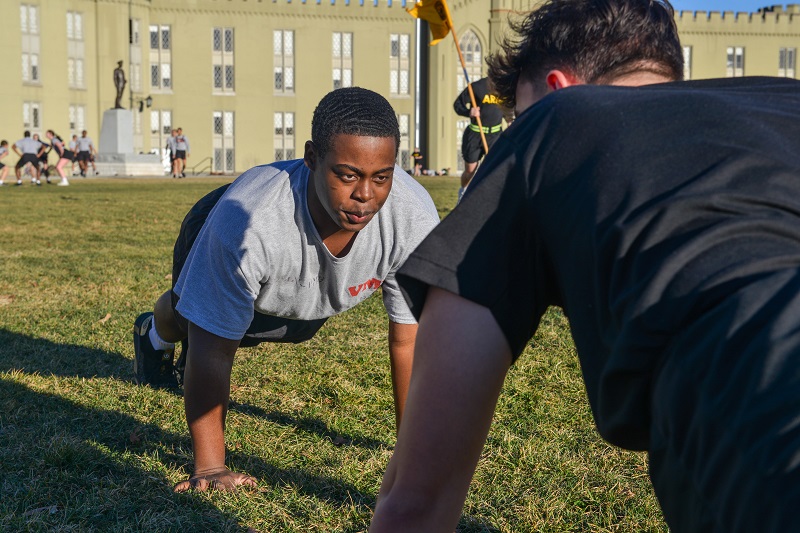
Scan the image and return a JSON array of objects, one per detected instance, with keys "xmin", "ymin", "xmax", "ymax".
[
  {"xmin": 0, "ymin": 329, "xmax": 378, "ymax": 530},
  {"xmin": 0, "ymin": 328, "xmax": 130, "ymax": 379},
  {"xmin": 230, "ymin": 402, "xmax": 390, "ymax": 451}
]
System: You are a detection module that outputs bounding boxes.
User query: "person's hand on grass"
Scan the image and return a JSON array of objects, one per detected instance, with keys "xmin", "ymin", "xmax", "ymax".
[{"xmin": 173, "ymin": 467, "xmax": 257, "ymax": 492}]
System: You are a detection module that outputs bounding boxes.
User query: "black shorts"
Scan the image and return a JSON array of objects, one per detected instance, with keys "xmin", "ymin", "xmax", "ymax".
[
  {"xmin": 16, "ymin": 153, "xmax": 39, "ymax": 168},
  {"xmin": 461, "ymin": 128, "xmax": 501, "ymax": 164},
  {"xmin": 170, "ymin": 184, "xmax": 328, "ymax": 346},
  {"xmin": 77, "ymin": 151, "xmax": 91, "ymax": 162},
  {"xmin": 0, "ymin": 162, "xmax": 5, "ymax": 169},
  {"xmin": 175, "ymin": 150, "xmax": 187, "ymax": 160},
  {"xmin": 60, "ymin": 150, "xmax": 74, "ymax": 161}
]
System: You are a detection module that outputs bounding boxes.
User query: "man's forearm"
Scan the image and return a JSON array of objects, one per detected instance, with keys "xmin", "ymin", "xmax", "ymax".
[
  {"xmin": 184, "ymin": 323, "xmax": 238, "ymax": 473},
  {"xmin": 388, "ymin": 322, "xmax": 417, "ymax": 431}
]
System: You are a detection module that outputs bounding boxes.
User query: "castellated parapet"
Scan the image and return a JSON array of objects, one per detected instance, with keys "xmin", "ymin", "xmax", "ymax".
[{"xmin": 678, "ymin": 5, "xmax": 800, "ymax": 35}]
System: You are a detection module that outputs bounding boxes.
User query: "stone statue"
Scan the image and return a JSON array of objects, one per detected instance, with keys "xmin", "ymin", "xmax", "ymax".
[{"xmin": 113, "ymin": 60, "xmax": 127, "ymax": 109}]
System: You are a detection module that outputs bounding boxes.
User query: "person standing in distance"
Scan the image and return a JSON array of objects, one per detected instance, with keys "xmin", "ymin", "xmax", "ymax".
[{"xmin": 453, "ymin": 77, "xmax": 504, "ymax": 202}]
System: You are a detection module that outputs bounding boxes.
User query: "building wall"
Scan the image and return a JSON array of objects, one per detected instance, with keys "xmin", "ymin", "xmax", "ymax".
[
  {"xmin": 2, "ymin": 1, "xmax": 799, "ymax": 175},
  {"xmin": 2, "ymin": 0, "xmax": 417, "ymax": 174}
]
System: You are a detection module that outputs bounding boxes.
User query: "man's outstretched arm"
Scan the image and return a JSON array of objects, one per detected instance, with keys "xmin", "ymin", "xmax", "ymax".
[
  {"xmin": 371, "ymin": 287, "xmax": 512, "ymax": 532},
  {"xmin": 173, "ymin": 322, "xmax": 256, "ymax": 492}
]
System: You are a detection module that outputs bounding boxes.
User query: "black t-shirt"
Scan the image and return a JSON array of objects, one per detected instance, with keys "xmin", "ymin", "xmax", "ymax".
[
  {"xmin": 453, "ymin": 77, "xmax": 504, "ymax": 127},
  {"xmin": 399, "ymin": 77, "xmax": 800, "ymax": 450}
]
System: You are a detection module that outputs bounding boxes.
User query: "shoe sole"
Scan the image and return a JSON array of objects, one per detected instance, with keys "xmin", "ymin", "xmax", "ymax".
[{"xmin": 133, "ymin": 312, "xmax": 154, "ymax": 385}]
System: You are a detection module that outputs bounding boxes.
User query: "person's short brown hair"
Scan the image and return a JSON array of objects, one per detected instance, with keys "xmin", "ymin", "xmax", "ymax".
[{"xmin": 488, "ymin": 0, "xmax": 683, "ymax": 110}]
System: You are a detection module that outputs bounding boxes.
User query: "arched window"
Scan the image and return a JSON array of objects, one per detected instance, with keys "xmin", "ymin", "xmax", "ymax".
[{"xmin": 457, "ymin": 30, "xmax": 482, "ymax": 92}]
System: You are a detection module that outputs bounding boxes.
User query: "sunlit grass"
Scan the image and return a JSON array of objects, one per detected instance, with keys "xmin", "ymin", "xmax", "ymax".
[{"xmin": 0, "ymin": 177, "xmax": 666, "ymax": 531}]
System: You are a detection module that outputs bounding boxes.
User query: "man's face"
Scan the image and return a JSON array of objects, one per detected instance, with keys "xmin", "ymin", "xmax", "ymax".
[{"xmin": 305, "ymin": 134, "xmax": 396, "ymax": 235}]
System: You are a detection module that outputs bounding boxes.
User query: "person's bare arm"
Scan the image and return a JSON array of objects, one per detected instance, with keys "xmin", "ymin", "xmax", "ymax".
[
  {"xmin": 173, "ymin": 322, "xmax": 256, "ymax": 492},
  {"xmin": 371, "ymin": 288, "xmax": 512, "ymax": 531},
  {"xmin": 12, "ymin": 144, "xmax": 21, "ymax": 157},
  {"xmin": 388, "ymin": 321, "xmax": 417, "ymax": 431}
]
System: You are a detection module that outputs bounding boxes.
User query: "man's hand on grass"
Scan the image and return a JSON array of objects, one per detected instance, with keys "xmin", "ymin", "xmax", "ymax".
[{"xmin": 173, "ymin": 467, "xmax": 257, "ymax": 492}]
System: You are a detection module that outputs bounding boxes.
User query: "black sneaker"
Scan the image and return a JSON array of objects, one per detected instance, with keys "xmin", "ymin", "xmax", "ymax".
[
  {"xmin": 174, "ymin": 338, "xmax": 189, "ymax": 387},
  {"xmin": 133, "ymin": 312, "xmax": 178, "ymax": 387}
]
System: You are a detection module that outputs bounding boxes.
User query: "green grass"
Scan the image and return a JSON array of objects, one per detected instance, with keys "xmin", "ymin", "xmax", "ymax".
[{"xmin": 0, "ymin": 177, "xmax": 666, "ymax": 532}]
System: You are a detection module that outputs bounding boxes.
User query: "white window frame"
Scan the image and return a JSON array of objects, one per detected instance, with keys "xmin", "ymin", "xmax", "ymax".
[
  {"xmin": 213, "ymin": 111, "xmax": 236, "ymax": 173},
  {"xmin": 21, "ymin": 4, "xmax": 41, "ymax": 84},
  {"xmin": 212, "ymin": 27, "xmax": 235, "ymax": 93},
  {"xmin": 779, "ymin": 47, "xmax": 796, "ymax": 78},
  {"xmin": 332, "ymin": 32, "xmax": 353, "ymax": 90},
  {"xmin": 68, "ymin": 104, "xmax": 86, "ymax": 136},
  {"xmin": 273, "ymin": 112, "xmax": 295, "ymax": 161},
  {"xmin": 67, "ymin": 11, "xmax": 85, "ymax": 89},
  {"xmin": 398, "ymin": 114, "xmax": 410, "ymax": 170},
  {"xmin": 389, "ymin": 33, "xmax": 410, "ymax": 96},
  {"xmin": 150, "ymin": 109, "xmax": 172, "ymax": 172},
  {"xmin": 150, "ymin": 24, "xmax": 172, "ymax": 91},
  {"xmin": 130, "ymin": 18, "xmax": 142, "ymax": 92},
  {"xmin": 683, "ymin": 45, "xmax": 692, "ymax": 80},
  {"xmin": 274, "ymin": 30, "xmax": 295, "ymax": 94},
  {"xmin": 726, "ymin": 46, "xmax": 744, "ymax": 78},
  {"xmin": 23, "ymin": 101, "xmax": 42, "ymax": 132}
]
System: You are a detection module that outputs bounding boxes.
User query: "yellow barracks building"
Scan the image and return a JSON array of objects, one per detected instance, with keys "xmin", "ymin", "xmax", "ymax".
[{"xmin": 1, "ymin": 0, "xmax": 798, "ymax": 176}]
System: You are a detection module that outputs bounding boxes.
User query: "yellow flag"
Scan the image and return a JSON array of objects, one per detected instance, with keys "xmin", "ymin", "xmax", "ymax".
[{"xmin": 406, "ymin": 0, "xmax": 453, "ymax": 46}]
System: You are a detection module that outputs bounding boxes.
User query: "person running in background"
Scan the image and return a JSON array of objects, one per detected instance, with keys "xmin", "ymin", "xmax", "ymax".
[
  {"xmin": 33, "ymin": 133, "xmax": 52, "ymax": 184},
  {"xmin": 411, "ymin": 148, "xmax": 423, "ymax": 177},
  {"xmin": 76, "ymin": 130, "xmax": 96, "ymax": 177},
  {"xmin": 69, "ymin": 135, "xmax": 79, "ymax": 176},
  {"xmin": 0, "ymin": 141, "xmax": 10, "ymax": 186},
  {"xmin": 453, "ymin": 77, "xmax": 504, "ymax": 202},
  {"xmin": 12, "ymin": 131, "xmax": 46, "ymax": 186},
  {"xmin": 175, "ymin": 127, "xmax": 190, "ymax": 178},
  {"xmin": 166, "ymin": 129, "xmax": 178, "ymax": 178},
  {"xmin": 46, "ymin": 130, "xmax": 72, "ymax": 186}
]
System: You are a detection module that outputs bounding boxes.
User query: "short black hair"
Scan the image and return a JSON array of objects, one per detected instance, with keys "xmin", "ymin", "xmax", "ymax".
[
  {"xmin": 488, "ymin": 0, "xmax": 683, "ymax": 110},
  {"xmin": 24, "ymin": 131, "xmax": 31, "ymax": 137},
  {"xmin": 311, "ymin": 87, "xmax": 400, "ymax": 158}
]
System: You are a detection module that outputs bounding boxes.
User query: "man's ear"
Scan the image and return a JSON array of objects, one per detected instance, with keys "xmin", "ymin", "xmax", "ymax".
[
  {"xmin": 545, "ymin": 69, "xmax": 582, "ymax": 92},
  {"xmin": 303, "ymin": 140, "xmax": 316, "ymax": 171}
]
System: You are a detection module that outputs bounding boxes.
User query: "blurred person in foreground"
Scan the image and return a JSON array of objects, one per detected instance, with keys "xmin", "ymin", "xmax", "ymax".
[{"xmin": 371, "ymin": 0, "xmax": 800, "ymax": 531}]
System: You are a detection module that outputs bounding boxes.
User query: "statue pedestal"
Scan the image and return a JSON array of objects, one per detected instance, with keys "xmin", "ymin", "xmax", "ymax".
[{"xmin": 96, "ymin": 108, "xmax": 163, "ymax": 176}]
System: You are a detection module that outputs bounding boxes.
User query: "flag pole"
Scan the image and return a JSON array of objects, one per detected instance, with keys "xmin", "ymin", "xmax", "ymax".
[{"xmin": 446, "ymin": 19, "xmax": 489, "ymax": 153}]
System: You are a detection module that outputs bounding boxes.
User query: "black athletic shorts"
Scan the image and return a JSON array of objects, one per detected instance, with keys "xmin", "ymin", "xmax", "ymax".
[
  {"xmin": 175, "ymin": 150, "xmax": 187, "ymax": 160},
  {"xmin": 60, "ymin": 150, "xmax": 74, "ymax": 161},
  {"xmin": 77, "ymin": 151, "xmax": 91, "ymax": 162},
  {"xmin": 16, "ymin": 153, "xmax": 39, "ymax": 169},
  {"xmin": 0, "ymin": 162, "xmax": 5, "ymax": 169},
  {"xmin": 461, "ymin": 128, "xmax": 501, "ymax": 164},
  {"xmin": 170, "ymin": 184, "xmax": 328, "ymax": 346}
]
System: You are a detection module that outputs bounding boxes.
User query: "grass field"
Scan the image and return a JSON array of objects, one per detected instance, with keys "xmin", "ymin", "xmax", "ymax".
[{"xmin": 0, "ymin": 177, "xmax": 667, "ymax": 532}]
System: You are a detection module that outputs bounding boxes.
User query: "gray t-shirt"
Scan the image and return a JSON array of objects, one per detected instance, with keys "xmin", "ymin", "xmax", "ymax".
[
  {"xmin": 14, "ymin": 138, "xmax": 40, "ymax": 154},
  {"xmin": 176, "ymin": 135, "xmax": 189, "ymax": 151},
  {"xmin": 174, "ymin": 159, "xmax": 440, "ymax": 340},
  {"xmin": 76, "ymin": 136, "xmax": 94, "ymax": 152}
]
